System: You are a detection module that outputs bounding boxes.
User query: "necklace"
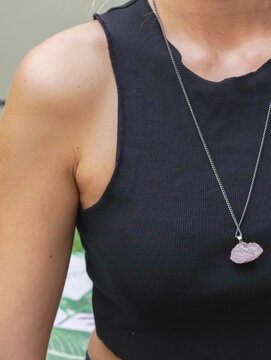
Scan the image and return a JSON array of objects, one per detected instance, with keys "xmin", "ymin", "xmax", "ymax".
[{"xmin": 152, "ymin": 0, "xmax": 271, "ymax": 264}]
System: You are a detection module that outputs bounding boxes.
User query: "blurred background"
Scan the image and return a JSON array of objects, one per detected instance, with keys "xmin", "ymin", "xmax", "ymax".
[{"xmin": 0, "ymin": 0, "xmax": 123, "ymax": 359}]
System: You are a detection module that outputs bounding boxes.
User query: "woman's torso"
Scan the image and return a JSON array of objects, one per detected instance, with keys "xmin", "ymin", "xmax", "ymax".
[{"xmin": 73, "ymin": 0, "xmax": 271, "ymax": 359}]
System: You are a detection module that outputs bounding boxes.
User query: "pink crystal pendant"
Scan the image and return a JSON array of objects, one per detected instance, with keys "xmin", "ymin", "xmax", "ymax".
[{"xmin": 230, "ymin": 241, "xmax": 263, "ymax": 264}]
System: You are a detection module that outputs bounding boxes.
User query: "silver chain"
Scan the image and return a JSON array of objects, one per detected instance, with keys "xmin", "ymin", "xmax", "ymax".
[{"xmin": 152, "ymin": 0, "xmax": 271, "ymax": 243}]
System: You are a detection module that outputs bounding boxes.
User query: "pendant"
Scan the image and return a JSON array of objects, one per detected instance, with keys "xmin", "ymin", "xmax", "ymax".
[{"xmin": 230, "ymin": 241, "xmax": 263, "ymax": 264}]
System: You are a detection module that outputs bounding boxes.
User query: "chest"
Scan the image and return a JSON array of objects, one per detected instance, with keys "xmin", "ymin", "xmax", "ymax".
[{"xmin": 77, "ymin": 86, "xmax": 271, "ymax": 319}]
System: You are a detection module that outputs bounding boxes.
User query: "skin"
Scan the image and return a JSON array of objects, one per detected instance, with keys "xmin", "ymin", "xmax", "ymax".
[
  {"xmin": 151, "ymin": 0, "xmax": 271, "ymax": 82},
  {"xmin": 0, "ymin": 0, "xmax": 271, "ymax": 359}
]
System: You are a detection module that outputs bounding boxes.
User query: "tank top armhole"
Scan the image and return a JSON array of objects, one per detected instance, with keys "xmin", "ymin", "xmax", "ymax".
[{"xmin": 78, "ymin": 13, "xmax": 126, "ymax": 214}]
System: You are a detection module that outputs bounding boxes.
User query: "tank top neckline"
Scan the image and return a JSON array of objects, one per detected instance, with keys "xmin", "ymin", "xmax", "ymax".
[{"xmin": 141, "ymin": 0, "xmax": 271, "ymax": 86}]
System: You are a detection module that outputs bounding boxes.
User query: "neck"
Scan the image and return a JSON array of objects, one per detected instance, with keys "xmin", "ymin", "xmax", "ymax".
[{"xmin": 152, "ymin": 0, "xmax": 271, "ymax": 51}]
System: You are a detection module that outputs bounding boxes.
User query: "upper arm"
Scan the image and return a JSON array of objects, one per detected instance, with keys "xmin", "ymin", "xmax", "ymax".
[{"xmin": 0, "ymin": 21, "xmax": 105, "ymax": 359}]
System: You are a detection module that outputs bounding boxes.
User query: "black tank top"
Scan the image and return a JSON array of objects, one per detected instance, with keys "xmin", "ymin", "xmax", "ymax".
[{"xmin": 76, "ymin": 0, "xmax": 271, "ymax": 358}]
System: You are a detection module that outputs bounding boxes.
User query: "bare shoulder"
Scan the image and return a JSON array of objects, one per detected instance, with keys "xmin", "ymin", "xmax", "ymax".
[
  {"xmin": 2, "ymin": 19, "xmax": 118, "ymax": 213},
  {"xmin": 11, "ymin": 19, "xmax": 111, "ymax": 112},
  {"xmin": 3, "ymin": 19, "xmax": 112, "ymax": 172}
]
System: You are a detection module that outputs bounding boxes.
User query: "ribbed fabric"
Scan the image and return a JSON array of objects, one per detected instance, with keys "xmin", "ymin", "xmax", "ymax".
[{"xmin": 76, "ymin": 0, "xmax": 271, "ymax": 359}]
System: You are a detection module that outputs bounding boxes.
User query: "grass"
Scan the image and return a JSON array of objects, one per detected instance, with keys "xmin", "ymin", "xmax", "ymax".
[{"xmin": 72, "ymin": 227, "xmax": 84, "ymax": 253}]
